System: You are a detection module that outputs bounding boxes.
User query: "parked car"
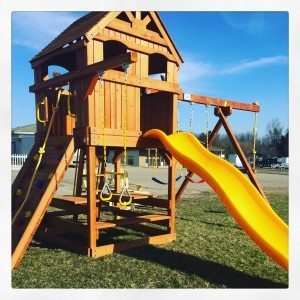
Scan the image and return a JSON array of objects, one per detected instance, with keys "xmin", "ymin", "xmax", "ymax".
[
  {"xmin": 256, "ymin": 157, "xmax": 278, "ymax": 168},
  {"xmin": 270, "ymin": 163, "xmax": 284, "ymax": 169}
]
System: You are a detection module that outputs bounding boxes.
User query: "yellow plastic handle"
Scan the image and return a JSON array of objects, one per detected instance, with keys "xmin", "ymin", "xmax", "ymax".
[
  {"xmin": 100, "ymin": 182, "xmax": 113, "ymax": 201},
  {"xmin": 36, "ymin": 100, "xmax": 46, "ymax": 124},
  {"xmin": 118, "ymin": 188, "xmax": 132, "ymax": 206},
  {"xmin": 118, "ymin": 178, "xmax": 132, "ymax": 206}
]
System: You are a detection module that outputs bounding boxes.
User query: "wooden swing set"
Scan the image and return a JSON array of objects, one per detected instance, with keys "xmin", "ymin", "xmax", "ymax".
[{"xmin": 11, "ymin": 11, "xmax": 265, "ymax": 269}]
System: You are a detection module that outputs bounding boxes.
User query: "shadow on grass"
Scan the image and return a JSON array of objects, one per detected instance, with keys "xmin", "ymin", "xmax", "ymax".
[
  {"xmin": 203, "ymin": 209, "xmax": 227, "ymax": 214},
  {"xmin": 200, "ymin": 221, "xmax": 241, "ymax": 230},
  {"xmin": 176, "ymin": 216, "xmax": 241, "ymax": 230},
  {"xmin": 123, "ymin": 246, "xmax": 287, "ymax": 288}
]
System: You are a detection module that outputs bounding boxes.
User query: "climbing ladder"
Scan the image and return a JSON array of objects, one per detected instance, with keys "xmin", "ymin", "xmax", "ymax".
[{"xmin": 11, "ymin": 136, "xmax": 74, "ymax": 268}]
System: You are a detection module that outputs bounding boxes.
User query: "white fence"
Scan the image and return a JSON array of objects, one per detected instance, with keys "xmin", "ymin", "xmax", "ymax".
[{"xmin": 11, "ymin": 154, "xmax": 28, "ymax": 170}]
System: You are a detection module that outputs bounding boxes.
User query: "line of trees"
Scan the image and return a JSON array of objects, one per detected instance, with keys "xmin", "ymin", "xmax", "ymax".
[{"xmin": 196, "ymin": 118, "xmax": 288, "ymax": 159}]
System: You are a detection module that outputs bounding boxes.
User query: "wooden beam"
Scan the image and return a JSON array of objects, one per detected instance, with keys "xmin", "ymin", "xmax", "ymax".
[
  {"xmin": 107, "ymin": 19, "xmax": 168, "ymax": 46},
  {"xmin": 29, "ymin": 52, "xmax": 138, "ymax": 93},
  {"xmin": 215, "ymin": 107, "xmax": 267, "ymax": 199},
  {"xmin": 179, "ymin": 92, "xmax": 260, "ymax": 112},
  {"xmin": 125, "ymin": 11, "xmax": 134, "ymax": 22},
  {"xmin": 95, "ymin": 33, "xmax": 175, "ymax": 62},
  {"xmin": 142, "ymin": 15, "xmax": 151, "ymax": 25},
  {"xmin": 96, "ymin": 214, "xmax": 170, "ymax": 229},
  {"xmin": 85, "ymin": 12, "xmax": 121, "ymax": 41},
  {"xmin": 89, "ymin": 233, "xmax": 175, "ymax": 258},
  {"xmin": 102, "ymin": 69, "xmax": 180, "ymax": 94}
]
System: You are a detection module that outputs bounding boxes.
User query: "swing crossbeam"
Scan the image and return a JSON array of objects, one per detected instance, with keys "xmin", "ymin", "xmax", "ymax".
[{"xmin": 178, "ymin": 92, "xmax": 260, "ymax": 112}]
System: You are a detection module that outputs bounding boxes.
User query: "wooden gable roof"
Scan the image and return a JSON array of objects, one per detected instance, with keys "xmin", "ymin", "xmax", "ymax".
[
  {"xmin": 31, "ymin": 11, "xmax": 183, "ymax": 65},
  {"xmin": 31, "ymin": 12, "xmax": 109, "ymax": 61}
]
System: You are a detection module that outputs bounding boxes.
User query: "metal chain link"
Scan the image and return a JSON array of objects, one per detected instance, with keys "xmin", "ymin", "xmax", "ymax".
[
  {"xmin": 252, "ymin": 110, "xmax": 258, "ymax": 170},
  {"xmin": 189, "ymin": 102, "xmax": 194, "ymax": 133},
  {"xmin": 99, "ymin": 71, "xmax": 107, "ymax": 167},
  {"xmin": 122, "ymin": 63, "xmax": 129, "ymax": 166},
  {"xmin": 205, "ymin": 104, "xmax": 209, "ymax": 148},
  {"xmin": 177, "ymin": 100, "xmax": 180, "ymax": 132}
]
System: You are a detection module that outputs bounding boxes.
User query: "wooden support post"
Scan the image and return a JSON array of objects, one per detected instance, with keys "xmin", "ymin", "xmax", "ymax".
[
  {"xmin": 175, "ymin": 119, "xmax": 223, "ymax": 202},
  {"xmin": 73, "ymin": 148, "xmax": 85, "ymax": 221},
  {"xmin": 98, "ymin": 159, "xmax": 106, "ymax": 192},
  {"xmin": 215, "ymin": 107, "xmax": 267, "ymax": 199},
  {"xmin": 167, "ymin": 95, "xmax": 177, "ymax": 237},
  {"xmin": 86, "ymin": 146, "xmax": 98, "ymax": 252},
  {"xmin": 167, "ymin": 152, "xmax": 176, "ymax": 236},
  {"xmin": 75, "ymin": 148, "xmax": 86, "ymax": 196}
]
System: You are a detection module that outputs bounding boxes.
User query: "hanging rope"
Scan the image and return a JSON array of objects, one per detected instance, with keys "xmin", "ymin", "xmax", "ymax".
[{"xmin": 12, "ymin": 89, "xmax": 63, "ymax": 225}]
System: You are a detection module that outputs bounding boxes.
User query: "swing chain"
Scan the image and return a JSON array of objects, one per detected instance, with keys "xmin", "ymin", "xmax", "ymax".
[
  {"xmin": 205, "ymin": 104, "xmax": 209, "ymax": 148},
  {"xmin": 252, "ymin": 103, "xmax": 258, "ymax": 170},
  {"xmin": 177, "ymin": 100, "xmax": 180, "ymax": 132},
  {"xmin": 99, "ymin": 70, "xmax": 107, "ymax": 167},
  {"xmin": 122, "ymin": 63, "xmax": 129, "ymax": 166},
  {"xmin": 189, "ymin": 102, "xmax": 194, "ymax": 133}
]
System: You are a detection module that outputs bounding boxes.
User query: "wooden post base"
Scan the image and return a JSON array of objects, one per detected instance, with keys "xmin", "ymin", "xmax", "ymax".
[{"xmin": 88, "ymin": 233, "xmax": 176, "ymax": 258}]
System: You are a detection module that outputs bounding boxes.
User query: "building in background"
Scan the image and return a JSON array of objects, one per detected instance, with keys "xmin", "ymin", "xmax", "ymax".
[{"xmin": 11, "ymin": 124, "xmax": 36, "ymax": 154}]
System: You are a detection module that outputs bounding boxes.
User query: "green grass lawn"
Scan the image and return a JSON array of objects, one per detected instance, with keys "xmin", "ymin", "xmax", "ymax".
[{"xmin": 11, "ymin": 191, "xmax": 288, "ymax": 289}]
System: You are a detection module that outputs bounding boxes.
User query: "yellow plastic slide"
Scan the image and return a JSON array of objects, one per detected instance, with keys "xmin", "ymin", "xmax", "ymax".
[{"xmin": 144, "ymin": 129, "xmax": 288, "ymax": 270}]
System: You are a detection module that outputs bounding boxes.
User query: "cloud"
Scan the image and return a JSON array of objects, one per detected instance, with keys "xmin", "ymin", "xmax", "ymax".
[
  {"xmin": 220, "ymin": 56, "xmax": 288, "ymax": 75},
  {"xmin": 12, "ymin": 12, "xmax": 83, "ymax": 50},
  {"xmin": 179, "ymin": 59, "xmax": 214, "ymax": 82},
  {"xmin": 220, "ymin": 13, "xmax": 267, "ymax": 35},
  {"xmin": 179, "ymin": 55, "xmax": 288, "ymax": 84}
]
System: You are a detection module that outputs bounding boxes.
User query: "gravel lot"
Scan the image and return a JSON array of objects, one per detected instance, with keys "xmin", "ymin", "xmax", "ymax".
[{"xmin": 12, "ymin": 164, "xmax": 288, "ymax": 197}]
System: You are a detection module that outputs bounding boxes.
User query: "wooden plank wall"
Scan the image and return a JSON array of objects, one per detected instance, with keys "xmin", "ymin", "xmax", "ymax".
[
  {"xmin": 140, "ymin": 92, "xmax": 174, "ymax": 135},
  {"xmin": 85, "ymin": 37, "xmax": 142, "ymax": 139}
]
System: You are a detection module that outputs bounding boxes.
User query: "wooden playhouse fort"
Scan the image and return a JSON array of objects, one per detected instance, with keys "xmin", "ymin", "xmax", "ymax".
[{"xmin": 12, "ymin": 11, "xmax": 262, "ymax": 269}]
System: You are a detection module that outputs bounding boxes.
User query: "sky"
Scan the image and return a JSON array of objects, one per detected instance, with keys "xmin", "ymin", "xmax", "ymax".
[{"xmin": 11, "ymin": 11, "xmax": 288, "ymax": 136}]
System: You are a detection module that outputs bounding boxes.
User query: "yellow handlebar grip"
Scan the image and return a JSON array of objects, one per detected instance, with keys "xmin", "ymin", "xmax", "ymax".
[
  {"xmin": 67, "ymin": 91, "xmax": 76, "ymax": 118},
  {"xmin": 36, "ymin": 100, "xmax": 46, "ymax": 124}
]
